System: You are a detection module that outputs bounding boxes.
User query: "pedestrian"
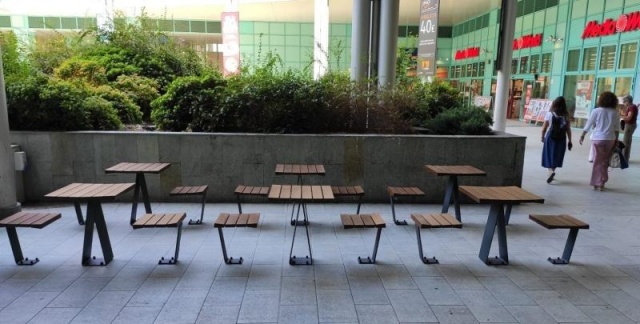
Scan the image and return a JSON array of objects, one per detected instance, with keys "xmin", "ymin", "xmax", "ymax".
[
  {"xmin": 620, "ymin": 95, "xmax": 637, "ymax": 160},
  {"xmin": 579, "ymin": 91, "xmax": 621, "ymax": 191},
  {"xmin": 541, "ymin": 96, "xmax": 572, "ymax": 183}
]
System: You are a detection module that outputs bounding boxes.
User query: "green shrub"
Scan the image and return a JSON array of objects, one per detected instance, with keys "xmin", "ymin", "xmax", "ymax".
[
  {"xmin": 80, "ymin": 96, "xmax": 122, "ymax": 130},
  {"xmin": 1, "ymin": 31, "xmax": 30, "ymax": 83},
  {"xmin": 422, "ymin": 106, "xmax": 494, "ymax": 135},
  {"xmin": 54, "ymin": 57, "xmax": 108, "ymax": 85},
  {"xmin": 91, "ymin": 85, "xmax": 143, "ymax": 124},
  {"xmin": 112, "ymin": 75, "xmax": 160, "ymax": 121}
]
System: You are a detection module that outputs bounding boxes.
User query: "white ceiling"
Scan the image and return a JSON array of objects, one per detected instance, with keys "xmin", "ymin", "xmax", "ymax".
[{"xmin": 1, "ymin": 0, "xmax": 502, "ymax": 26}]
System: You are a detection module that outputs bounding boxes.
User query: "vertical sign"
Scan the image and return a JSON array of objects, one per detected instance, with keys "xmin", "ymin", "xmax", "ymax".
[
  {"xmin": 222, "ymin": 11, "xmax": 240, "ymax": 76},
  {"xmin": 574, "ymin": 80, "xmax": 593, "ymax": 119},
  {"xmin": 417, "ymin": 0, "xmax": 439, "ymax": 76}
]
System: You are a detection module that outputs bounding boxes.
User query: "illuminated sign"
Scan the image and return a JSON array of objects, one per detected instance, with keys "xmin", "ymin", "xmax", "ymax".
[
  {"xmin": 454, "ymin": 47, "xmax": 480, "ymax": 60},
  {"xmin": 582, "ymin": 11, "xmax": 640, "ymax": 39},
  {"xmin": 513, "ymin": 33, "xmax": 542, "ymax": 50}
]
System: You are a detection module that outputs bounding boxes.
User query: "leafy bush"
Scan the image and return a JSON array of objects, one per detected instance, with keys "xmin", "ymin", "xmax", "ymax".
[
  {"xmin": 54, "ymin": 57, "xmax": 108, "ymax": 85},
  {"xmin": 422, "ymin": 106, "xmax": 494, "ymax": 135},
  {"xmin": 91, "ymin": 85, "xmax": 143, "ymax": 124},
  {"xmin": 112, "ymin": 75, "xmax": 160, "ymax": 121}
]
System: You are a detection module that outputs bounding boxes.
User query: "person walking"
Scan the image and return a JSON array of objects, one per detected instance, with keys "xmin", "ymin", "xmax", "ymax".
[
  {"xmin": 620, "ymin": 95, "xmax": 637, "ymax": 160},
  {"xmin": 541, "ymin": 96, "xmax": 572, "ymax": 183},
  {"xmin": 579, "ymin": 91, "xmax": 621, "ymax": 191}
]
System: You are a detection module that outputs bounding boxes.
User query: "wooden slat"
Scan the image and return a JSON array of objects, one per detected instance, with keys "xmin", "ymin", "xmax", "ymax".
[
  {"xmin": 370, "ymin": 213, "xmax": 385, "ymax": 227},
  {"xmin": 315, "ymin": 164, "xmax": 326, "ymax": 174},
  {"xmin": 268, "ymin": 185, "xmax": 282, "ymax": 199},
  {"xmin": 387, "ymin": 186, "xmax": 424, "ymax": 197},
  {"xmin": 214, "ymin": 213, "xmax": 230, "ymax": 227},
  {"xmin": 308, "ymin": 164, "xmax": 317, "ymax": 174},
  {"xmin": 411, "ymin": 213, "xmax": 461, "ymax": 228},
  {"xmin": 311, "ymin": 186, "xmax": 323, "ymax": 199},
  {"xmin": 283, "ymin": 164, "xmax": 293, "ymax": 174},
  {"xmin": 361, "ymin": 214, "xmax": 375, "ymax": 227},
  {"xmin": 424, "ymin": 165, "xmax": 486, "ymax": 176},
  {"xmin": 529, "ymin": 214, "xmax": 589, "ymax": 229},
  {"xmin": 275, "ymin": 164, "xmax": 285, "ymax": 174},
  {"xmin": 320, "ymin": 185, "xmax": 334, "ymax": 200},
  {"xmin": 459, "ymin": 186, "xmax": 544, "ymax": 204},
  {"xmin": 291, "ymin": 185, "xmax": 302, "ymax": 200},
  {"xmin": 226, "ymin": 214, "xmax": 240, "ymax": 226},
  {"xmin": 351, "ymin": 215, "xmax": 365, "ymax": 227},
  {"xmin": 341, "ymin": 214, "xmax": 354, "ymax": 228},
  {"xmin": 247, "ymin": 213, "xmax": 260, "ymax": 227},
  {"xmin": 300, "ymin": 164, "xmax": 309, "ymax": 174},
  {"xmin": 44, "ymin": 183, "xmax": 85, "ymax": 198},
  {"xmin": 301, "ymin": 186, "xmax": 312, "ymax": 200},
  {"xmin": 234, "ymin": 185, "xmax": 246, "ymax": 194},
  {"xmin": 236, "ymin": 213, "xmax": 249, "ymax": 226}
]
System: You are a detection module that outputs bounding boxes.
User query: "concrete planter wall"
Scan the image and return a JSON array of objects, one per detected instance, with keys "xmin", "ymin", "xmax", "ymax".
[{"xmin": 10, "ymin": 131, "xmax": 525, "ymax": 203}]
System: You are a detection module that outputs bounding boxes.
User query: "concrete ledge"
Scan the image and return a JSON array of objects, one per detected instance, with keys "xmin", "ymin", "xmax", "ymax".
[{"xmin": 11, "ymin": 131, "xmax": 525, "ymax": 203}]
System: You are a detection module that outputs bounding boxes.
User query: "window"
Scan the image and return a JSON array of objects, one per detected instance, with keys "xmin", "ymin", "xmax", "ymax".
[
  {"xmin": 615, "ymin": 77, "xmax": 632, "ymax": 97},
  {"xmin": 566, "ymin": 49, "xmax": 580, "ymax": 72},
  {"xmin": 478, "ymin": 62, "xmax": 485, "ymax": 76},
  {"xmin": 519, "ymin": 56, "xmax": 529, "ymax": 74},
  {"xmin": 541, "ymin": 53, "xmax": 552, "ymax": 73},
  {"xmin": 599, "ymin": 45, "xmax": 616, "ymax": 70},
  {"xmin": 582, "ymin": 47, "xmax": 597, "ymax": 70},
  {"xmin": 467, "ymin": 63, "xmax": 474, "ymax": 77},
  {"xmin": 511, "ymin": 59, "xmax": 519, "ymax": 74},
  {"xmin": 529, "ymin": 54, "xmax": 540, "ymax": 74},
  {"xmin": 619, "ymin": 43, "xmax": 637, "ymax": 69}
]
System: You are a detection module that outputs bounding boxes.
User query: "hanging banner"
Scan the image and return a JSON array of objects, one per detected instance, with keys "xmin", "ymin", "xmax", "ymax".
[
  {"xmin": 574, "ymin": 80, "xmax": 593, "ymax": 119},
  {"xmin": 416, "ymin": 0, "xmax": 439, "ymax": 77},
  {"xmin": 221, "ymin": 11, "xmax": 240, "ymax": 77}
]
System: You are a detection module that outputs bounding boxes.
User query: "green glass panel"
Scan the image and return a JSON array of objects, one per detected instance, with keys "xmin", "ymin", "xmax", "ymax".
[
  {"xmin": 301, "ymin": 35, "xmax": 314, "ymax": 46},
  {"xmin": 517, "ymin": 1, "xmax": 525, "ymax": 17},
  {"xmin": 522, "ymin": 14, "xmax": 533, "ymax": 30},
  {"xmin": 175, "ymin": 20, "xmax": 190, "ymax": 32},
  {"xmin": 206, "ymin": 21, "xmax": 221, "ymax": 33},
  {"xmin": 534, "ymin": 0, "xmax": 546, "ymax": 12},
  {"xmin": 532, "ymin": 11, "xmax": 545, "ymax": 28},
  {"xmin": 158, "ymin": 20, "xmax": 173, "ymax": 31},
  {"xmin": 254, "ymin": 22, "xmax": 269, "ymax": 34},
  {"xmin": 239, "ymin": 21, "xmax": 253, "ymax": 34},
  {"xmin": 44, "ymin": 17, "xmax": 61, "ymax": 29},
  {"xmin": 571, "ymin": 0, "xmax": 587, "ymax": 18},
  {"xmin": 586, "ymin": 0, "xmax": 604, "ymax": 16},
  {"xmin": 397, "ymin": 26, "xmax": 407, "ymax": 37},
  {"xmin": 566, "ymin": 49, "xmax": 580, "ymax": 71},
  {"xmin": 547, "ymin": 0, "xmax": 558, "ymax": 7},
  {"xmin": 599, "ymin": 45, "xmax": 616, "ymax": 70},
  {"xmin": 300, "ymin": 23, "xmax": 313, "ymax": 35},
  {"xmin": 540, "ymin": 53, "xmax": 552, "ymax": 73},
  {"xmin": 408, "ymin": 25, "xmax": 419, "ymax": 36},
  {"xmin": 60, "ymin": 17, "xmax": 76, "ymax": 29},
  {"xmin": 285, "ymin": 46, "xmax": 300, "ymax": 61},
  {"xmin": 619, "ymin": 43, "xmax": 637, "ymax": 69},
  {"xmin": 270, "ymin": 35, "xmax": 285, "ymax": 46},
  {"xmin": 285, "ymin": 36, "xmax": 300, "ymax": 46},
  {"xmin": 270, "ymin": 22, "xmax": 285, "ymax": 34},
  {"xmin": 605, "ymin": 0, "xmax": 624, "ymax": 11},
  {"xmin": 240, "ymin": 34, "xmax": 254, "ymax": 45},
  {"xmin": 191, "ymin": 21, "xmax": 205, "ymax": 33},
  {"xmin": 331, "ymin": 23, "xmax": 347, "ymax": 36},
  {"xmin": 524, "ymin": 0, "xmax": 535, "ymax": 15},
  {"xmin": 0, "ymin": 16, "xmax": 12, "ymax": 28},
  {"xmin": 28, "ymin": 17, "xmax": 45, "ymax": 28},
  {"xmin": 285, "ymin": 23, "xmax": 300, "ymax": 35}
]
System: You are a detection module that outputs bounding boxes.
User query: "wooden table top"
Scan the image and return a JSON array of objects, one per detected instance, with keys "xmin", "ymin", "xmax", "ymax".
[
  {"xmin": 424, "ymin": 165, "xmax": 486, "ymax": 176},
  {"xmin": 105, "ymin": 162, "xmax": 171, "ymax": 174},
  {"xmin": 275, "ymin": 164, "xmax": 326, "ymax": 175},
  {"xmin": 268, "ymin": 185, "xmax": 334, "ymax": 201},
  {"xmin": 45, "ymin": 183, "xmax": 135, "ymax": 200},
  {"xmin": 458, "ymin": 186, "xmax": 544, "ymax": 204}
]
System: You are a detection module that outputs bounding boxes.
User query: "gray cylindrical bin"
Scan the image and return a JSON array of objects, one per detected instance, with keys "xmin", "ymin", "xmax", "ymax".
[{"xmin": 10, "ymin": 144, "xmax": 25, "ymax": 203}]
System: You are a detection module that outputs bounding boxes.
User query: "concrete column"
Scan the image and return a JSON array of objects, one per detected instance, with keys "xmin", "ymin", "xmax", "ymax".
[
  {"xmin": 0, "ymin": 48, "xmax": 21, "ymax": 218},
  {"xmin": 350, "ymin": 0, "xmax": 371, "ymax": 81},
  {"xmin": 377, "ymin": 0, "xmax": 399, "ymax": 86},
  {"xmin": 493, "ymin": 0, "xmax": 517, "ymax": 132},
  {"xmin": 314, "ymin": 0, "xmax": 330, "ymax": 79}
]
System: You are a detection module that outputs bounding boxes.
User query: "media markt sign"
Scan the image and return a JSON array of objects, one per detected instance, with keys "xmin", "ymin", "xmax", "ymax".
[
  {"xmin": 417, "ymin": 0, "xmax": 439, "ymax": 77},
  {"xmin": 582, "ymin": 11, "xmax": 640, "ymax": 39}
]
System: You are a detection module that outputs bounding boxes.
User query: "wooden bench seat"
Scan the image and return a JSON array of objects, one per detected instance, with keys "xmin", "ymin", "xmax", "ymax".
[
  {"xmin": 341, "ymin": 213, "xmax": 385, "ymax": 264},
  {"xmin": 332, "ymin": 186, "xmax": 365, "ymax": 214},
  {"xmin": 133, "ymin": 213, "xmax": 186, "ymax": 264},
  {"xmin": 529, "ymin": 214, "xmax": 589, "ymax": 264},
  {"xmin": 411, "ymin": 213, "xmax": 462, "ymax": 264},
  {"xmin": 0, "ymin": 212, "xmax": 61, "ymax": 265},
  {"xmin": 170, "ymin": 185, "xmax": 208, "ymax": 225},
  {"xmin": 214, "ymin": 213, "xmax": 261, "ymax": 264},
  {"xmin": 387, "ymin": 186, "xmax": 425, "ymax": 225},
  {"xmin": 234, "ymin": 185, "xmax": 270, "ymax": 213}
]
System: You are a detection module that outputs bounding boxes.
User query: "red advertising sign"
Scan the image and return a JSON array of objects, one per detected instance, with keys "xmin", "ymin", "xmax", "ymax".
[
  {"xmin": 513, "ymin": 33, "xmax": 542, "ymax": 50},
  {"xmin": 582, "ymin": 11, "xmax": 640, "ymax": 39},
  {"xmin": 454, "ymin": 47, "xmax": 480, "ymax": 60},
  {"xmin": 221, "ymin": 11, "xmax": 240, "ymax": 76}
]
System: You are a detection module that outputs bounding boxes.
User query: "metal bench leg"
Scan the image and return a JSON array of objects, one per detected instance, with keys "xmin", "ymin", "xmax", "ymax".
[
  {"xmin": 236, "ymin": 194, "xmax": 243, "ymax": 214},
  {"xmin": 74, "ymin": 202, "xmax": 85, "ymax": 225},
  {"xmin": 443, "ymin": 177, "xmax": 461, "ymax": 221},
  {"xmin": 356, "ymin": 196, "xmax": 363, "ymax": 214},
  {"xmin": 548, "ymin": 228, "xmax": 580, "ymax": 265},
  {"xmin": 389, "ymin": 196, "xmax": 408, "ymax": 226},
  {"xmin": 358, "ymin": 227, "xmax": 383, "ymax": 264},
  {"xmin": 159, "ymin": 222, "xmax": 183, "ymax": 264},
  {"xmin": 6, "ymin": 227, "xmax": 39, "ymax": 265},
  {"xmin": 189, "ymin": 193, "xmax": 207, "ymax": 225},
  {"xmin": 218, "ymin": 227, "xmax": 243, "ymax": 264},
  {"xmin": 415, "ymin": 226, "xmax": 438, "ymax": 264},
  {"xmin": 504, "ymin": 205, "xmax": 512, "ymax": 225}
]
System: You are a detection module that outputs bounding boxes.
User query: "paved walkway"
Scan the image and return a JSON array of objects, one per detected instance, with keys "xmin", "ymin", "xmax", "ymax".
[{"xmin": 1, "ymin": 120, "xmax": 639, "ymax": 324}]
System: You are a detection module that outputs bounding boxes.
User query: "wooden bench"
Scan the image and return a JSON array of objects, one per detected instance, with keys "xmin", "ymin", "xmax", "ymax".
[
  {"xmin": 341, "ymin": 213, "xmax": 385, "ymax": 264},
  {"xmin": 132, "ymin": 213, "xmax": 186, "ymax": 264},
  {"xmin": 332, "ymin": 186, "xmax": 365, "ymax": 214},
  {"xmin": 170, "ymin": 185, "xmax": 208, "ymax": 225},
  {"xmin": 234, "ymin": 185, "xmax": 270, "ymax": 214},
  {"xmin": 214, "ymin": 213, "xmax": 261, "ymax": 264},
  {"xmin": 411, "ymin": 213, "xmax": 462, "ymax": 264},
  {"xmin": 387, "ymin": 186, "xmax": 425, "ymax": 225},
  {"xmin": 529, "ymin": 214, "xmax": 589, "ymax": 264},
  {"xmin": 0, "ymin": 212, "xmax": 61, "ymax": 265}
]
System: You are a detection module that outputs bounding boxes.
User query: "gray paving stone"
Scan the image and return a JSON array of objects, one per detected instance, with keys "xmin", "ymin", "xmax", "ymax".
[
  {"xmin": 541, "ymin": 276, "xmax": 607, "ymax": 306},
  {"xmin": 70, "ymin": 290, "xmax": 134, "ymax": 324},
  {"xmin": 413, "ymin": 277, "xmax": 463, "ymax": 306},
  {"xmin": 111, "ymin": 306, "xmax": 162, "ymax": 324},
  {"xmin": 278, "ymin": 305, "xmax": 318, "ymax": 324},
  {"xmin": 237, "ymin": 289, "xmax": 280, "ymax": 323},
  {"xmin": 154, "ymin": 289, "xmax": 208, "ymax": 323},
  {"xmin": 348, "ymin": 276, "xmax": 389, "ymax": 305},
  {"xmin": 456, "ymin": 289, "xmax": 516, "ymax": 322},
  {"xmin": 355, "ymin": 304, "xmax": 399, "ymax": 324},
  {"xmin": 386, "ymin": 289, "xmax": 437, "ymax": 322},
  {"xmin": 280, "ymin": 276, "xmax": 316, "ymax": 305},
  {"xmin": 578, "ymin": 305, "xmax": 636, "ymax": 324},
  {"xmin": 125, "ymin": 277, "xmax": 179, "ymax": 307},
  {"xmin": 431, "ymin": 305, "xmax": 479, "ymax": 324},
  {"xmin": 48, "ymin": 277, "xmax": 111, "ymax": 308},
  {"xmin": 247, "ymin": 264, "xmax": 282, "ymax": 290},
  {"xmin": 375, "ymin": 264, "xmax": 417, "ymax": 290},
  {"xmin": 315, "ymin": 264, "xmax": 349, "ymax": 290},
  {"xmin": 27, "ymin": 307, "xmax": 82, "ymax": 324},
  {"xmin": 592, "ymin": 289, "xmax": 640, "ymax": 322},
  {"xmin": 195, "ymin": 304, "xmax": 240, "ymax": 324},
  {"xmin": 477, "ymin": 277, "xmax": 536, "ymax": 306},
  {"xmin": 0, "ymin": 291, "xmax": 58, "ymax": 324},
  {"xmin": 317, "ymin": 289, "xmax": 357, "ymax": 322},
  {"xmin": 525, "ymin": 289, "xmax": 593, "ymax": 322},
  {"xmin": 0, "ymin": 278, "xmax": 39, "ymax": 308},
  {"xmin": 504, "ymin": 305, "xmax": 558, "ymax": 324},
  {"xmin": 203, "ymin": 276, "xmax": 248, "ymax": 306}
]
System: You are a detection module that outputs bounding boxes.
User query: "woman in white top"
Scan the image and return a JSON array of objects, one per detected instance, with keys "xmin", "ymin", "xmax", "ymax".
[{"xmin": 579, "ymin": 91, "xmax": 621, "ymax": 191}]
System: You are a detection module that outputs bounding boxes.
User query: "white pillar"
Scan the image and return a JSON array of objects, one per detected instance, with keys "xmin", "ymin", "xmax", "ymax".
[
  {"xmin": 0, "ymin": 47, "xmax": 20, "ymax": 218},
  {"xmin": 313, "ymin": 0, "xmax": 330, "ymax": 80},
  {"xmin": 350, "ymin": 0, "xmax": 370, "ymax": 81},
  {"xmin": 493, "ymin": 0, "xmax": 517, "ymax": 132},
  {"xmin": 377, "ymin": 0, "xmax": 399, "ymax": 86}
]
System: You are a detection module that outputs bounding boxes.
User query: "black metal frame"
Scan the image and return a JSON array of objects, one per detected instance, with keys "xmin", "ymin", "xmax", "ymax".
[
  {"xmin": 356, "ymin": 227, "xmax": 383, "ymax": 264},
  {"xmin": 479, "ymin": 203, "xmax": 510, "ymax": 265},
  {"xmin": 414, "ymin": 225, "xmax": 439, "ymax": 264},
  {"xmin": 130, "ymin": 173, "xmax": 152, "ymax": 225},
  {"xmin": 74, "ymin": 202, "xmax": 85, "ymax": 225},
  {"xmin": 389, "ymin": 195, "xmax": 409, "ymax": 225},
  {"xmin": 217, "ymin": 226, "xmax": 244, "ymax": 264},
  {"xmin": 5, "ymin": 227, "xmax": 39, "ymax": 265},
  {"xmin": 289, "ymin": 201, "xmax": 312, "ymax": 265},
  {"xmin": 547, "ymin": 228, "xmax": 581, "ymax": 265},
  {"xmin": 188, "ymin": 191, "xmax": 208, "ymax": 225},
  {"xmin": 158, "ymin": 222, "xmax": 183, "ymax": 265},
  {"xmin": 441, "ymin": 176, "xmax": 462, "ymax": 221},
  {"xmin": 82, "ymin": 200, "xmax": 114, "ymax": 266}
]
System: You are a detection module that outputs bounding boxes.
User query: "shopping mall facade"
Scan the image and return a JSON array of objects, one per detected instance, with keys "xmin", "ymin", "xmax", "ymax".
[{"xmin": 1, "ymin": 0, "xmax": 639, "ymax": 124}]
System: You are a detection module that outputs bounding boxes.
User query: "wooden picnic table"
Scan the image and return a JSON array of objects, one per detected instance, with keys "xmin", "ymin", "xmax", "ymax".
[
  {"xmin": 268, "ymin": 184, "xmax": 334, "ymax": 265},
  {"xmin": 45, "ymin": 183, "xmax": 135, "ymax": 266},
  {"xmin": 424, "ymin": 165, "xmax": 486, "ymax": 221},
  {"xmin": 459, "ymin": 185, "xmax": 544, "ymax": 266},
  {"xmin": 104, "ymin": 162, "xmax": 171, "ymax": 225},
  {"xmin": 274, "ymin": 164, "xmax": 325, "ymax": 184}
]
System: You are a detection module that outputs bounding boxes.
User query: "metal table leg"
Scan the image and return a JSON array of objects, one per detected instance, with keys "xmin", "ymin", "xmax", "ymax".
[
  {"xmin": 478, "ymin": 203, "xmax": 509, "ymax": 265},
  {"xmin": 289, "ymin": 201, "xmax": 312, "ymax": 265},
  {"xmin": 83, "ymin": 200, "xmax": 114, "ymax": 266},
  {"xmin": 442, "ymin": 176, "xmax": 461, "ymax": 221}
]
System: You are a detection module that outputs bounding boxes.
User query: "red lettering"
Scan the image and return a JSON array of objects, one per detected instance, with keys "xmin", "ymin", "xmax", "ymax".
[
  {"xmin": 582, "ymin": 21, "xmax": 598, "ymax": 39},
  {"xmin": 625, "ymin": 12, "xmax": 640, "ymax": 31}
]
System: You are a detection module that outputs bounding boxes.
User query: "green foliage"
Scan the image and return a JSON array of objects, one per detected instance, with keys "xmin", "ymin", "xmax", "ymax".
[
  {"xmin": 0, "ymin": 31, "xmax": 30, "ymax": 82},
  {"xmin": 91, "ymin": 85, "xmax": 143, "ymax": 124},
  {"xmin": 54, "ymin": 57, "xmax": 108, "ymax": 85},
  {"xmin": 112, "ymin": 75, "xmax": 160, "ymax": 121},
  {"xmin": 27, "ymin": 34, "xmax": 76, "ymax": 75},
  {"xmin": 422, "ymin": 106, "xmax": 494, "ymax": 135}
]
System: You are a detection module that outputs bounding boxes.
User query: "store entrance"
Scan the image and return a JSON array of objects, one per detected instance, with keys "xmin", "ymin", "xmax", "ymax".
[{"xmin": 508, "ymin": 79, "xmax": 523, "ymax": 119}]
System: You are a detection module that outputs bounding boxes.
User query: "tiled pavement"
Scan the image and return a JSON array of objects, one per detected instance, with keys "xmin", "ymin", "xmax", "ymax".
[{"xmin": 1, "ymin": 120, "xmax": 640, "ymax": 324}]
